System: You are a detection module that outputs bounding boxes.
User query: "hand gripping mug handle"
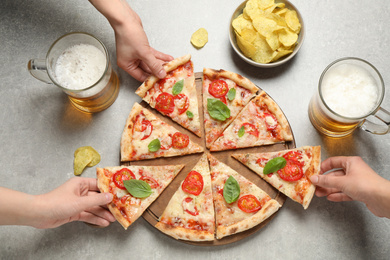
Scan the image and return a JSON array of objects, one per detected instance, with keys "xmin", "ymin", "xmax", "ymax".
[
  {"xmin": 27, "ymin": 59, "xmax": 52, "ymax": 84},
  {"xmin": 361, "ymin": 107, "xmax": 390, "ymax": 135}
]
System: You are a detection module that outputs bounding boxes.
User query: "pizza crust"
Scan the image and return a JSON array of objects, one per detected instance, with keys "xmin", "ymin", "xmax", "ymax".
[
  {"xmin": 96, "ymin": 168, "xmax": 131, "ymax": 229},
  {"xmin": 255, "ymin": 91, "xmax": 293, "ymax": 141},
  {"xmin": 302, "ymin": 146, "xmax": 321, "ymax": 209},
  {"xmin": 135, "ymin": 54, "xmax": 192, "ymax": 98},
  {"xmin": 155, "ymin": 222, "xmax": 214, "ymax": 241},
  {"xmin": 120, "ymin": 103, "xmax": 142, "ymax": 162},
  {"xmin": 216, "ymin": 199, "xmax": 281, "ymax": 239}
]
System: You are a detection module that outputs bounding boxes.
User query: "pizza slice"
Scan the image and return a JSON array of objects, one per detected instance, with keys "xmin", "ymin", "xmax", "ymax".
[
  {"xmin": 135, "ymin": 54, "xmax": 201, "ymax": 137},
  {"xmin": 155, "ymin": 154, "xmax": 215, "ymax": 241},
  {"xmin": 210, "ymin": 91, "xmax": 293, "ymax": 151},
  {"xmin": 208, "ymin": 154, "xmax": 281, "ymax": 239},
  {"xmin": 96, "ymin": 164, "xmax": 184, "ymax": 230},
  {"xmin": 203, "ymin": 68, "xmax": 258, "ymax": 148},
  {"xmin": 120, "ymin": 103, "xmax": 203, "ymax": 162},
  {"xmin": 232, "ymin": 146, "xmax": 321, "ymax": 209}
]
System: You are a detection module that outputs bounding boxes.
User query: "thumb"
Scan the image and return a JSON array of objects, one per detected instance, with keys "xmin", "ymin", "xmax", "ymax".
[
  {"xmin": 142, "ymin": 52, "xmax": 166, "ymax": 79},
  {"xmin": 76, "ymin": 192, "xmax": 113, "ymax": 210},
  {"xmin": 310, "ymin": 174, "xmax": 345, "ymax": 191}
]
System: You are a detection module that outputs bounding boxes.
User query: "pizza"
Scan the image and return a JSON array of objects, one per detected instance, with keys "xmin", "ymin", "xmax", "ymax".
[
  {"xmin": 155, "ymin": 154, "xmax": 215, "ymax": 241},
  {"xmin": 202, "ymin": 68, "xmax": 258, "ymax": 148},
  {"xmin": 208, "ymin": 154, "xmax": 281, "ymax": 239},
  {"xmin": 210, "ymin": 91, "xmax": 293, "ymax": 151},
  {"xmin": 135, "ymin": 54, "xmax": 201, "ymax": 137},
  {"xmin": 232, "ymin": 146, "xmax": 321, "ymax": 209},
  {"xmin": 96, "ymin": 164, "xmax": 184, "ymax": 229},
  {"xmin": 120, "ymin": 103, "xmax": 203, "ymax": 162}
]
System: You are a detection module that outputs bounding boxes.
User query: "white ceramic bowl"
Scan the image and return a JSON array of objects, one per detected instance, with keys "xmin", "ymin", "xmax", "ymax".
[{"xmin": 229, "ymin": 0, "xmax": 305, "ymax": 68}]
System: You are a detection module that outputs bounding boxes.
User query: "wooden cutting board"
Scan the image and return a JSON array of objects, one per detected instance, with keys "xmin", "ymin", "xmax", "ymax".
[{"xmin": 124, "ymin": 72, "xmax": 295, "ymax": 246}]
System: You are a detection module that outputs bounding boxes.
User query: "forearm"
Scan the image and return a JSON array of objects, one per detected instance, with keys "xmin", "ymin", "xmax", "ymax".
[
  {"xmin": 370, "ymin": 179, "xmax": 390, "ymax": 218},
  {"xmin": 0, "ymin": 187, "xmax": 39, "ymax": 226},
  {"xmin": 88, "ymin": 0, "xmax": 138, "ymax": 29}
]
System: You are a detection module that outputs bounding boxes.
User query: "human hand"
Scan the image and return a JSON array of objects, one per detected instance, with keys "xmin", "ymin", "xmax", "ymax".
[
  {"xmin": 112, "ymin": 5, "xmax": 173, "ymax": 82},
  {"xmin": 89, "ymin": 0, "xmax": 173, "ymax": 82},
  {"xmin": 310, "ymin": 156, "xmax": 390, "ymax": 218},
  {"xmin": 32, "ymin": 178, "xmax": 115, "ymax": 229}
]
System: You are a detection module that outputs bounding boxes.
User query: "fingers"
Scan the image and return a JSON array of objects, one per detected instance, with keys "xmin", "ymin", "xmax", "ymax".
[
  {"xmin": 320, "ymin": 156, "xmax": 349, "ymax": 174},
  {"xmin": 77, "ymin": 211, "xmax": 113, "ymax": 227},
  {"xmin": 141, "ymin": 50, "xmax": 168, "ymax": 79},
  {"xmin": 77, "ymin": 192, "xmax": 113, "ymax": 211},
  {"xmin": 86, "ymin": 206, "xmax": 116, "ymax": 223},
  {"xmin": 151, "ymin": 48, "xmax": 174, "ymax": 62},
  {"xmin": 326, "ymin": 193, "xmax": 353, "ymax": 202}
]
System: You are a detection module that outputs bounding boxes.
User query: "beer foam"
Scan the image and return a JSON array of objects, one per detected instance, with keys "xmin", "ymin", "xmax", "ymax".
[
  {"xmin": 55, "ymin": 44, "xmax": 106, "ymax": 90},
  {"xmin": 322, "ymin": 63, "xmax": 378, "ymax": 118}
]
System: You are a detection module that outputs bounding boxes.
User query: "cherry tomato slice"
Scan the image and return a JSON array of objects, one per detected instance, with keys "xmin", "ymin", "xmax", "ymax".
[
  {"xmin": 241, "ymin": 123, "xmax": 259, "ymax": 137},
  {"xmin": 140, "ymin": 176, "xmax": 159, "ymax": 189},
  {"xmin": 256, "ymin": 157, "xmax": 268, "ymax": 168},
  {"xmin": 277, "ymin": 161, "xmax": 304, "ymax": 182},
  {"xmin": 182, "ymin": 197, "xmax": 199, "ymax": 216},
  {"xmin": 283, "ymin": 151, "xmax": 304, "ymax": 166},
  {"xmin": 172, "ymin": 132, "xmax": 189, "ymax": 149},
  {"xmin": 113, "ymin": 168, "xmax": 136, "ymax": 190},
  {"xmin": 208, "ymin": 79, "xmax": 229, "ymax": 98},
  {"xmin": 263, "ymin": 113, "xmax": 278, "ymax": 131},
  {"xmin": 182, "ymin": 171, "xmax": 204, "ymax": 196},
  {"xmin": 140, "ymin": 119, "xmax": 153, "ymax": 140},
  {"xmin": 173, "ymin": 94, "xmax": 190, "ymax": 114},
  {"xmin": 155, "ymin": 92, "xmax": 175, "ymax": 114},
  {"xmin": 237, "ymin": 195, "xmax": 262, "ymax": 213}
]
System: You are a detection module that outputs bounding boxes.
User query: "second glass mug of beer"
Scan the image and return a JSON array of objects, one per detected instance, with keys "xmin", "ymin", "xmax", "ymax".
[
  {"xmin": 309, "ymin": 57, "xmax": 390, "ymax": 137},
  {"xmin": 28, "ymin": 32, "xmax": 120, "ymax": 113}
]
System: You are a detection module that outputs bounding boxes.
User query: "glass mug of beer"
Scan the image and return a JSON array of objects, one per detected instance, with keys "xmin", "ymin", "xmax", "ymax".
[
  {"xmin": 309, "ymin": 57, "xmax": 390, "ymax": 137},
  {"xmin": 28, "ymin": 32, "xmax": 120, "ymax": 113}
]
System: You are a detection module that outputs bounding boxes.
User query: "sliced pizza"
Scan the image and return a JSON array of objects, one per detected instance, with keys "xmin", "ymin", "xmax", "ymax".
[
  {"xmin": 208, "ymin": 154, "xmax": 281, "ymax": 239},
  {"xmin": 232, "ymin": 146, "xmax": 321, "ymax": 209},
  {"xmin": 155, "ymin": 154, "xmax": 215, "ymax": 241},
  {"xmin": 203, "ymin": 68, "xmax": 258, "ymax": 148},
  {"xmin": 120, "ymin": 103, "xmax": 203, "ymax": 162},
  {"xmin": 96, "ymin": 164, "xmax": 184, "ymax": 230},
  {"xmin": 210, "ymin": 91, "xmax": 293, "ymax": 151},
  {"xmin": 135, "ymin": 54, "xmax": 201, "ymax": 137}
]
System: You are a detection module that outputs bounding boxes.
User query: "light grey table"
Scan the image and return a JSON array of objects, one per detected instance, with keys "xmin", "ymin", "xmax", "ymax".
[{"xmin": 1, "ymin": 0, "xmax": 389, "ymax": 259}]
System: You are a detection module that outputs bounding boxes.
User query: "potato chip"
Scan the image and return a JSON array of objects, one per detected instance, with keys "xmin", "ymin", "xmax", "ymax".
[
  {"xmin": 236, "ymin": 32, "xmax": 257, "ymax": 58},
  {"xmin": 232, "ymin": 14, "xmax": 255, "ymax": 35},
  {"xmin": 191, "ymin": 28, "xmax": 208, "ymax": 49},
  {"xmin": 257, "ymin": 0, "xmax": 275, "ymax": 10},
  {"xmin": 252, "ymin": 35, "xmax": 275, "ymax": 64},
  {"xmin": 73, "ymin": 146, "xmax": 101, "ymax": 176},
  {"xmin": 278, "ymin": 28, "xmax": 298, "ymax": 47},
  {"xmin": 271, "ymin": 48, "xmax": 293, "ymax": 62},
  {"xmin": 266, "ymin": 31, "xmax": 281, "ymax": 51},
  {"xmin": 285, "ymin": 10, "xmax": 301, "ymax": 33},
  {"xmin": 252, "ymin": 15, "xmax": 280, "ymax": 38}
]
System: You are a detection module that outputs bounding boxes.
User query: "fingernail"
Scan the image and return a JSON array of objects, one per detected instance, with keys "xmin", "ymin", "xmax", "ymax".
[
  {"xmin": 105, "ymin": 193, "xmax": 113, "ymax": 201},
  {"xmin": 310, "ymin": 175, "xmax": 319, "ymax": 184},
  {"xmin": 157, "ymin": 69, "xmax": 166, "ymax": 79}
]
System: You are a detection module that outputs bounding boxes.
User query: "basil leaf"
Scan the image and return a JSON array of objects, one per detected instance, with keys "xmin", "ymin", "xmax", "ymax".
[
  {"xmin": 207, "ymin": 98, "xmax": 231, "ymax": 121},
  {"xmin": 238, "ymin": 125, "xmax": 245, "ymax": 137},
  {"xmin": 172, "ymin": 79, "xmax": 184, "ymax": 95},
  {"xmin": 223, "ymin": 176, "xmax": 240, "ymax": 204},
  {"xmin": 124, "ymin": 179, "xmax": 153, "ymax": 198},
  {"xmin": 148, "ymin": 139, "xmax": 161, "ymax": 152},
  {"xmin": 263, "ymin": 157, "xmax": 287, "ymax": 175},
  {"xmin": 227, "ymin": 88, "xmax": 236, "ymax": 101},
  {"xmin": 186, "ymin": 110, "xmax": 194, "ymax": 119}
]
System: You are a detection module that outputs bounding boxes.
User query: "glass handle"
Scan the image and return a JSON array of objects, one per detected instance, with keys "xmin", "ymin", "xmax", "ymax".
[
  {"xmin": 361, "ymin": 107, "xmax": 390, "ymax": 135},
  {"xmin": 27, "ymin": 59, "xmax": 52, "ymax": 84}
]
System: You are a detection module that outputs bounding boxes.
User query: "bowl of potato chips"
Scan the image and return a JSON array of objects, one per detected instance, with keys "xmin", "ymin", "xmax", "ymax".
[{"xmin": 230, "ymin": 0, "xmax": 304, "ymax": 67}]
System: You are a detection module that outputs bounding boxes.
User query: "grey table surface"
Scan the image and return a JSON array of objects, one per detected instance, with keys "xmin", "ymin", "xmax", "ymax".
[{"xmin": 1, "ymin": 0, "xmax": 390, "ymax": 259}]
